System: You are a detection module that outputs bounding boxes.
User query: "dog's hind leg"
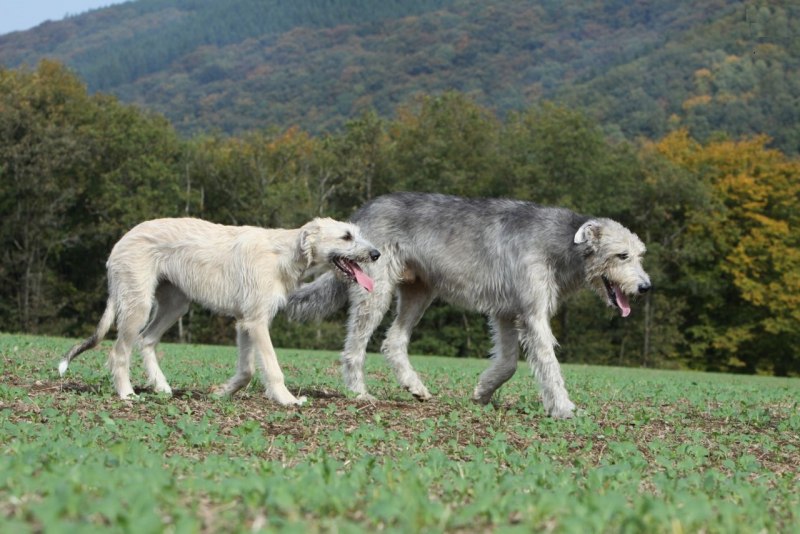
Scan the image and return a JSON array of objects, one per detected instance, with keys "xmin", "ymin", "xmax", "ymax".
[
  {"xmin": 381, "ymin": 281, "xmax": 434, "ymax": 400},
  {"xmin": 341, "ymin": 280, "xmax": 394, "ymax": 401},
  {"xmin": 214, "ymin": 323, "xmax": 256, "ymax": 397},
  {"xmin": 472, "ymin": 315, "xmax": 519, "ymax": 405},
  {"xmin": 243, "ymin": 320, "xmax": 306, "ymax": 406},
  {"xmin": 108, "ymin": 294, "xmax": 153, "ymax": 399},
  {"xmin": 519, "ymin": 312, "xmax": 575, "ymax": 419},
  {"xmin": 140, "ymin": 282, "xmax": 190, "ymax": 395}
]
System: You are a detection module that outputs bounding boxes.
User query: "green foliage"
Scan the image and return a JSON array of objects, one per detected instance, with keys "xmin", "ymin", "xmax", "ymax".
[
  {"xmin": 1, "ymin": 333, "xmax": 799, "ymax": 531},
  {"xmin": 0, "ymin": 62, "xmax": 184, "ymax": 336},
  {"xmin": 322, "ymin": 110, "xmax": 392, "ymax": 213},
  {"xmin": 184, "ymin": 127, "xmax": 324, "ymax": 228},
  {"xmin": 79, "ymin": 0, "xmax": 458, "ymax": 91},
  {"xmin": 653, "ymin": 131, "xmax": 800, "ymax": 375},
  {"xmin": 2, "ymin": 1, "xmax": 798, "ymax": 155},
  {"xmin": 386, "ymin": 92, "xmax": 501, "ymax": 197},
  {"xmin": 500, "ymin": 103, "xmax": 640, "ymax": 216},
  {"xmin": 1, "ymin": 61, "xmax": 798, "ymax": 375},
  {"xmin": 563, "ymin": 3, "xmax": 800, "ymax": 154}
]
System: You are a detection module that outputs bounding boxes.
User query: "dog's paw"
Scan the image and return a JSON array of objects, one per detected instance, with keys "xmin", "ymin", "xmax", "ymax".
[
  {"xmin": 119, "ymin": 392, "xmax": 140, "ymax": 402},
  {"xmin": 267, "ymin": 389, "xmax": 307, "ymax": 406},
  {"xmin": 408, "ymin": 384, "xmax": 432, "ymax": 401},
  {"xmin": 153, "ymin": 384, "xmax": 173, "ymax": 396},
  {"xmin": 471, "ymin": 386, "xmax": 493, "ymax": 406},
  {"xmin": 547, "ymin": 402, "xmax": 576, "ymax": 420},
  {"xmin": 356, "ymin": 392, "xmax": 377, "ymax": 402},
  {"xmin": 279, "ymin": 395, "xmax": 306, "ymax": 406},
  {"xmin": 471, "ymin": 395, "xmax": 493, "ymax": 406},
  {"xmin": 211, "ymin": 385, "xmax": 230, "ymax": 397}
]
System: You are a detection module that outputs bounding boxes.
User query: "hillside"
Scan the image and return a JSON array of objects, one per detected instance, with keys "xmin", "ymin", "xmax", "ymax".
[{"xmin": 1, "ymin": 0, "xmax": 798, "ymax": 150}]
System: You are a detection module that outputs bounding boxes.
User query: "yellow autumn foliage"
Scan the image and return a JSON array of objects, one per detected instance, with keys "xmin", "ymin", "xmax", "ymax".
[{"xmin": 656, "ymin": 130, "xmax": 800, "ymax": 342}]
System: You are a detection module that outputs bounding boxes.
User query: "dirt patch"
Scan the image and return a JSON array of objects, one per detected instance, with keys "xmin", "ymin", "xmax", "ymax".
[{"xmin": 11, "ymin": 378, "xmax": 502, "ymax": 463}]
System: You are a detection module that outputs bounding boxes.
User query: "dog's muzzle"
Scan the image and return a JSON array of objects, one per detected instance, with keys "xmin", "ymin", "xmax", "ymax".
[{"xmin": 332, "ymin": 255, "xmax": 375, "ymax": 293}]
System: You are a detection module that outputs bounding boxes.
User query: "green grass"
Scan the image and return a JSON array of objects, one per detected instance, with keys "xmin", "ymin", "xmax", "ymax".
[{"xmin": 1, "ymin": 332, "xmax": 798, "ymax": 533}]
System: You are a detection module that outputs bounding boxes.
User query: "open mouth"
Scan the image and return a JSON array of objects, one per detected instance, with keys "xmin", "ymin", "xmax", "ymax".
[
  {"xmin": 332, "ymin": 257, "xmax": 374, "ymax": 292},
  {"xmin": 602, "ymin": 275, "xmax": 631, "ymax": 317}
]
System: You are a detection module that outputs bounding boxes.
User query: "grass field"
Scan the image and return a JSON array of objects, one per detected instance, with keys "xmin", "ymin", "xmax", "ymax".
[{"xmin": 1, "ymin": 332, "xmax": 798, "ymax": 533}]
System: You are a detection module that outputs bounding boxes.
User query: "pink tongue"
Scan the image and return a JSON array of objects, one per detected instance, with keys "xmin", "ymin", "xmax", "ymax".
[
  {"xmin": 352, "ymin": 265, "xmax": 374, "ymax": 293},
  {"xmin": 614, "ymin": 286, "xmax": 631, "ymax": 317}
]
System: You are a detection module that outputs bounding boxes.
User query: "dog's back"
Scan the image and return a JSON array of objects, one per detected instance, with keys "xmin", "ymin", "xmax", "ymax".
[
  {"xmin": 359, "ymin": 193, "xmax": 587, "ymax": 310},
  {"xmin": 110, "ymin": 218, "xmax": 298, "ymax": 317}
]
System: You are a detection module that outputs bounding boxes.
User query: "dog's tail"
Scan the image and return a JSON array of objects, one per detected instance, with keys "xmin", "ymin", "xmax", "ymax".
[
  {"xmin": 58, "ymin": 298, "xmax": 116, "ymax": 376},
  {"xmin": 286, "ymin": 272, "xmax": 350, "ymax": 322}
]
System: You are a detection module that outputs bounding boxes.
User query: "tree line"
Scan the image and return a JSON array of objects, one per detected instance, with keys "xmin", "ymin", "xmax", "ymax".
[{"xmin": 2, "ymin": 61, "xmax": 797, "ymax": 375}]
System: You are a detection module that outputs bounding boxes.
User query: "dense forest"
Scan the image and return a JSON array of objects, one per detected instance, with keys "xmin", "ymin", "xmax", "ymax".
[
  {"xmin": 2, "ymin": 62, "xmax": 798, "ymax": 375},
  {"xmin": 1, "ymin": 1, "xmax": 798, "ymax": 154}
]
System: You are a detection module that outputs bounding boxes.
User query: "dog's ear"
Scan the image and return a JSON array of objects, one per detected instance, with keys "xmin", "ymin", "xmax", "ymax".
[
  {"xmin": 574, "ymin": 220, "xmax": 602, "ymax": 248},
  {"xmin": 299, "ymin": 219, "xmax": 320, "ymax": 268}
]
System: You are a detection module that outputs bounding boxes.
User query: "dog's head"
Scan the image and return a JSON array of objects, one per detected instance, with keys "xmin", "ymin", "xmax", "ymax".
[
  {"xmin": 299, "ymin": 218, "xmax": 380, "ymax": 292},
  {"xmin": 574, "ymin": 218, "xmax": 651, "ymax": 317}
]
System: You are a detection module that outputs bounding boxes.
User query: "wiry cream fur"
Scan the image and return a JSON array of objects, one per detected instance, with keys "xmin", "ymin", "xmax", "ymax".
[{"xmin": 59, "ymin": 217, "xmax": 379, "ymax": 405}]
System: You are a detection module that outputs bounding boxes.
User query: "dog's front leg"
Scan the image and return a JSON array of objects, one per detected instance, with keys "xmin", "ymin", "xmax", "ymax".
[
  {"xmin": 380, "ymin": 281, "xmax": 433, "ymax": 401},
  {"xmin": 341, "ymin": 283, "xmax": 394, "ymax": 401},
  {"xmin": 519, "ymin": 313, "xmax": 575, "ymax": 419},
  {"xmin": 243, "ymin": 321, "xmax": 307, "ymax": 406}
]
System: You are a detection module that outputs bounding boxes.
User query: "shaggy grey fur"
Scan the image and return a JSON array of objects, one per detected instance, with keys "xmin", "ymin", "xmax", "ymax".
[{"xmin": 287, "ymin": 193, "xmax": 651, "ymax": 418}]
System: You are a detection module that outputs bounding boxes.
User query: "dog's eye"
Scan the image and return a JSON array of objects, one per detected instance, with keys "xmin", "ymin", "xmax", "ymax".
[
  {"xmin": 342, "ymin": 232, "xmax": 353, "ymax": 242},
  {"xmin": 617, "ymin": 253, "xmax": 629, "ymax": 260}
]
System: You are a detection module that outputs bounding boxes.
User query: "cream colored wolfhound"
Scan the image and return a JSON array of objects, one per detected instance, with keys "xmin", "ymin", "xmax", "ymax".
[{"xmin": 59, "ymin": 217, "xmax": 380, "ymax": 405}]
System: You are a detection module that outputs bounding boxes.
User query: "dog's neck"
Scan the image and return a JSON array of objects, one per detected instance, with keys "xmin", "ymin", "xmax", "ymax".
[
  {"xmin": 551, "ymin": 242, "xmax": 592, "ymax": 297},
  {"xmin": 281, "ymin": 234, "xmax": 311, "ymax": 289}
]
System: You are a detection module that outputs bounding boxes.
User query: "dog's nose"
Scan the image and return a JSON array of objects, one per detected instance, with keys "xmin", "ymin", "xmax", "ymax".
[
  {"xmin": 638, "ymin": 283, "xmax": 652, "ymax": 294},
  {"xmin": 370, "ymin": 249, "xmax": 381, "ymax": 262}
]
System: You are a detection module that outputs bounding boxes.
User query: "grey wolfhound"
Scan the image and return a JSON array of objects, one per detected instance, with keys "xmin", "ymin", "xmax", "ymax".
[
  {"xmin": 59, "ymin": 217, "xmax": 380, "ymax": 405},
  {"xmin": 287, "ymin": 193, "xmax": 651, "ymax": 418}
]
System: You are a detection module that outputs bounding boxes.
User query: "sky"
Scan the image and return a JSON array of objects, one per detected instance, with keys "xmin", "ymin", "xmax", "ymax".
[{"xmin": 0, "ymin": 1, "xmax": 129, "ymax": 36}]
